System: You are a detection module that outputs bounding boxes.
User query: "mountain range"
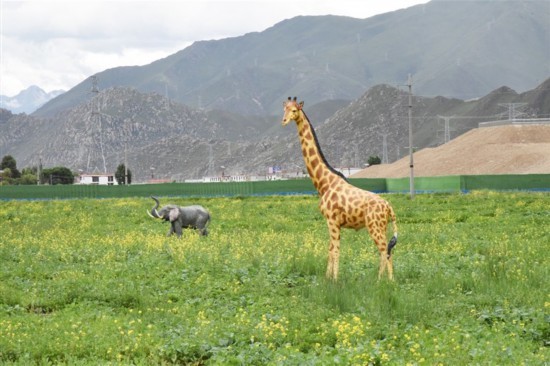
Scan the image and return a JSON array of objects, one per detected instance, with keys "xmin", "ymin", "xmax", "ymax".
[
  {"xmin": 1, "ymin": 0, "xmax": 549, "ymax": 183},
  {"xmin": 0, "ymin": 86, "xmax": 64, "ymax": 115},
  {"xmin": 33, "ymin": 0, "xmax": 549, "ymax": 117},
  {"xmin": 1, "ymin": 78, "xmax": 548, "ymax": 182}
]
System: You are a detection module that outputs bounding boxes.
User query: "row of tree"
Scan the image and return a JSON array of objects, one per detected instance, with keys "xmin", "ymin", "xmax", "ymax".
[{"xmin": 1, "ymin": 155, "xmax": 132, "ymax": 185}]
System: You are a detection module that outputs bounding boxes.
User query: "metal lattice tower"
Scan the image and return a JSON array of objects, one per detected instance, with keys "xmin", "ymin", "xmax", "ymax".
[
  {"xmin": 379, "ymin": 133, "xmax": 389, "ymax": 164},
  {"xmin": 437, "ymin": 115, "xmax": 456, "ymax": 144},
  {"xmin": 90, "ymin": 75, "xmax": 99, "ymax": 114},
  {"xmin": 89, "ymin": 76, "xmax": 107, "ymax": 173},
  {"xmin": 164, "ymin": 83, "xmax": 170, "ymax": 110},
  {"xmin": 207, "ymin": 144, "xmax": 214, "ymax": 176},
  {"xmin": 498, "ymin": 103, "xmax": 528, "ymax": 120}
]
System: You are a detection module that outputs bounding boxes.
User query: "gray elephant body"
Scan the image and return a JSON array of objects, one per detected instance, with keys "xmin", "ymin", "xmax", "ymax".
[{"xmin": 148, "ymin": 197, "xmax": 210, "ymax": 237}]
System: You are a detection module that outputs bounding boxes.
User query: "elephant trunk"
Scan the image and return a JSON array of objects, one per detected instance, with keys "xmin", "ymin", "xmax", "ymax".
[{"xmin": 148, "ymin": 196, "xmax": 161, "ymax": 218}]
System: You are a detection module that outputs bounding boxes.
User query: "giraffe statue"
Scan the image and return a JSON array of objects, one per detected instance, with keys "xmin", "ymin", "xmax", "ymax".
[{"xmin": 282, "ymin": 97, "xmax": 398, "ymax": 281}]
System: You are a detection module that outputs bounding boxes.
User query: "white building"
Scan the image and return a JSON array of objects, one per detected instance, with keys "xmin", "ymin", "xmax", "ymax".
[
  {"xmin": 77, "ymin": 173, "xmax": 118, "ymax": 185},
  {"xmin": 335, "ymin": 167, "xmax": 363, "ymax": 178}
]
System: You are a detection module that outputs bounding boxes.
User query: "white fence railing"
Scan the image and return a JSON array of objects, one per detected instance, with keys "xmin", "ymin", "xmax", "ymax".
[{"xmin": 479, "ymin": 118, "xmax": 550, "ymax": 127}]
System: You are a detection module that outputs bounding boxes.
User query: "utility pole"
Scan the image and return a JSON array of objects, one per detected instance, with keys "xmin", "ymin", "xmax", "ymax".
[{"xmin": 407, "ymin": 74, "xmax": 415, "ymax": 199}]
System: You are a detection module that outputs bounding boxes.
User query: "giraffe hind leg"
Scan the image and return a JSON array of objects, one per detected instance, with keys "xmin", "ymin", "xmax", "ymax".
[
  {"xmin": 387, "ymin": 255, "xmax": 394, "ymax": 280},
  {"xmin": 326, "ymin": 246, "xmax": 340, "ymax": 281},
  {"xmin": 378, "ymin": 252, "xmax": 388, "ymax": 279},
  {"xmin": 370, "ymin": 229, "xmax": 393, "ymax": 280}
]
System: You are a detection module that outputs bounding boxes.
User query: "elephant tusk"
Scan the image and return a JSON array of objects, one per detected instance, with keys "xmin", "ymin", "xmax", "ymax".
[{"xmin": 147, "ymin": 209, "xmax": 161, "ymax": 219}]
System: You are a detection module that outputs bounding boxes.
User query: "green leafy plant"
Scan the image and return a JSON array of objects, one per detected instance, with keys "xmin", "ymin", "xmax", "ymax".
[{"xmin": 0, "ymin": 192, "xmax": 547, "ymax": 364}]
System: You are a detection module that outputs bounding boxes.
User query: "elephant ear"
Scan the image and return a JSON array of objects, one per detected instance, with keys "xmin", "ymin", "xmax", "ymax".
[{"xmin": 169, "ymin": 208, "xmax": 179, "ymax": 222}]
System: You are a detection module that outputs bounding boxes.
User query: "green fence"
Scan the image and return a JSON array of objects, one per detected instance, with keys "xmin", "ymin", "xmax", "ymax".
[
  {"xmin": 0, "ymin": 180, "xmax": 316, "ymax": 200},
  {"xmin": 462, "ymin": 174, "xmax": 550, "ymax": 191},
  {"xmin": 384, "ymin": 176, "xmax": 464, "ymax": 193},
  {"xmin": 0, "ymin": 175, "xmax": 548, "ymax": 200},
  {"xmin": 381, "ymin": 174, "xmax": 550, "ymax": 193}
]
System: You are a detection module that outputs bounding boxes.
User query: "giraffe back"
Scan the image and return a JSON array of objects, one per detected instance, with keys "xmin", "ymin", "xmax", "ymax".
[{"xmin": 319, "ymin": 182, "xmax": 393, "ymax": 231}]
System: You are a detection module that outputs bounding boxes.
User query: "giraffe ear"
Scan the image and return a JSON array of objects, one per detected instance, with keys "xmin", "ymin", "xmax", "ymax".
[{"xmin": 299, "ymin": 101, "xmax": 304, "ymax": 108}]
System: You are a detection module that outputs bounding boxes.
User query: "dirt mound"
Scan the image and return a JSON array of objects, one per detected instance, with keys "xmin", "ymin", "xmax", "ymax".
[{"xmin": 351, "ymin": 124, "xmax": 550, "ymax": 178}]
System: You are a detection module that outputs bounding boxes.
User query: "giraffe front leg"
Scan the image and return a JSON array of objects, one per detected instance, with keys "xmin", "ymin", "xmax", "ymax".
[{"xmin": 326, "ymin": 220, "xmax": 341, "ymax": 281}]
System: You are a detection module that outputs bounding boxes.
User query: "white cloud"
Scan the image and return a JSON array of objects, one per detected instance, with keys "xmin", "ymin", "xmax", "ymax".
[{"xmin": 1, "ymin": 0, "xmax": 427, "ymax": 96}]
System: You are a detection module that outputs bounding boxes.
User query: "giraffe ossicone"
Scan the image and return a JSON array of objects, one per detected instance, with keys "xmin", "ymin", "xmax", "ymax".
[{"xmin": 282, "ymin": 97, "xmax": 399, "ymax": 281}]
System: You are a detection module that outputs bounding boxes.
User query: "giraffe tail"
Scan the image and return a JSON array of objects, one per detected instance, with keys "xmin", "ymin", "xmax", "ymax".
[{"xmin": 387, "ymin": 205, "xmax": 398, "ymax": 259}]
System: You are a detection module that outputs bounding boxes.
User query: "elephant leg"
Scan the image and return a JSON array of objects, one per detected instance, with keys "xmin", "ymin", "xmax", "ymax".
[
  {"xmin": 168, "ymin": 223, "xmax": 175, "ymax": 236},
  {"xmin": 197, "ymin": 217, "xmax": 209, "ymax": 236},
  {"xmin": 174, "ymin": 221, "xmax": 183, "ymax": 238}
]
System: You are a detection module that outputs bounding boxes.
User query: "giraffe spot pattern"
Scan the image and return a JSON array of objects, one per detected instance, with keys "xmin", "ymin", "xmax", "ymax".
[
  {"xmin": 315, "ymin": 168, "xmax": 323, "ymax": 181},
  {"xmin": 310, "ymin": 157, "xmax": 320, "ymax": 169}
]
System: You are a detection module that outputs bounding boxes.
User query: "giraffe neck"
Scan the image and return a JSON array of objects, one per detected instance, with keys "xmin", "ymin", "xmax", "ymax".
[{"xmin": 295, "ymin": 111, "xmax": 346, "ymax": 194}]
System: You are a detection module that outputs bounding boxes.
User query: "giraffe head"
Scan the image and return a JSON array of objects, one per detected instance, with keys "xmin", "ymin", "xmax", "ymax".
[{"xmin": 282, "ymin": 97, "xmax": 304, "ymax": 126}]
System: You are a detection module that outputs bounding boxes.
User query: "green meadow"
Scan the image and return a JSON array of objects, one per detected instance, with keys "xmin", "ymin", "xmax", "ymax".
[{"xmin": 0, "ymin": 191, "xmax": 548, "ymax": 365}]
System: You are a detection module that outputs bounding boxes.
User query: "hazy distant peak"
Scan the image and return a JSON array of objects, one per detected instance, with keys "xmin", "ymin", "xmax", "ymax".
[{"xmin": 0, "ymin": 85, "xmax": 65, "ymax": 114}]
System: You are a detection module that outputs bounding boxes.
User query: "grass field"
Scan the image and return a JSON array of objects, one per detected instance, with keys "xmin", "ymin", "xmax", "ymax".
[{"xmin": 0, "ymin": 191, "xmax": 548, "ymax": 365}]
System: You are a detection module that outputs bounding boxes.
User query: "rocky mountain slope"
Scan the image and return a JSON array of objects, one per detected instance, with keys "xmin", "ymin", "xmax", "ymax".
[
  {"xmin": 34, "ymin": 0, "xmax": 549, "ymax": 117},
  {"xmin": 1, "ymin": 78, "xmax": 548, "ymax": 182}
]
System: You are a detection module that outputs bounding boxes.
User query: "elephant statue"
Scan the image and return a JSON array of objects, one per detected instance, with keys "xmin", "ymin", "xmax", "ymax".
[{"xmin": 147, "ymin": 196, "xmax": 210, "ymax": 237}]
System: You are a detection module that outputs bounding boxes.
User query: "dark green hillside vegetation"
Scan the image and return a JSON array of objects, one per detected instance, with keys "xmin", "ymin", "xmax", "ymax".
[{"xmin": 0, "ymin": 192, "xmax": 548, "ymax": 364}]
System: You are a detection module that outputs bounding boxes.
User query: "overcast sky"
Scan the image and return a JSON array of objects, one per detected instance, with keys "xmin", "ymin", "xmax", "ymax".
[{"xmin": 1, "ymin": 0, "xmax": 428, "ymax": 97}]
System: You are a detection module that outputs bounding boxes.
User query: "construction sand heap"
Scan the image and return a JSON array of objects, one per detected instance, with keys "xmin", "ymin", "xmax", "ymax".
[{"xmin": 351, "ymin": 124, "xmax": 550, "ymax": 178}]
